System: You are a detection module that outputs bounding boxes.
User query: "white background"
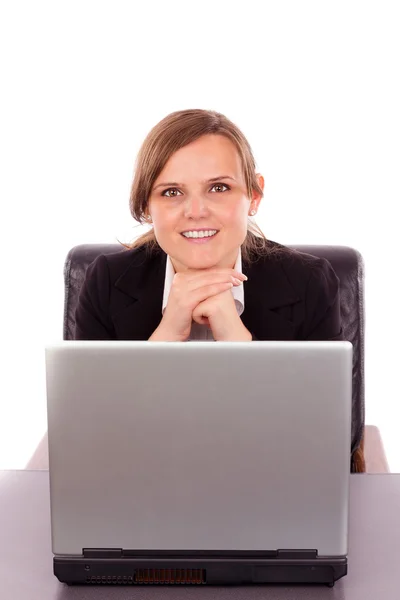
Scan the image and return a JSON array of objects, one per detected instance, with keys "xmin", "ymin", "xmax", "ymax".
[{"xmin": 1, "ymin": 1, "xmax": 399, "ymax": 470}]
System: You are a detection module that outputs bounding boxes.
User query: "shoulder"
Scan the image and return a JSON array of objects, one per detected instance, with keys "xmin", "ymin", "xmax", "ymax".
[
  {"xmin": 248, "ymin": 237, "xmax": 337, "ymax": 274},
  {"xmin": 247, "ymin": 237, "xmax": 340, "ymax": 296},
  {"xmin": 88, "ymin": 244, "xmax": 165, "ymax": 283}
]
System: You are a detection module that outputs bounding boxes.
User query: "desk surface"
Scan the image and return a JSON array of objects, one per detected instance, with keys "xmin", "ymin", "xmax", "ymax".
[{"xmin": 1, "ymin": 471, "xmax": 400, "ymax": 599}]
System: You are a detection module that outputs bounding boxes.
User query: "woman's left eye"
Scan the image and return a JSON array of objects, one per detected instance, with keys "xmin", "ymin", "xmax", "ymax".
[{"xmin": 211, "ymin": 183, "xmax": 229, "ymax": 192}]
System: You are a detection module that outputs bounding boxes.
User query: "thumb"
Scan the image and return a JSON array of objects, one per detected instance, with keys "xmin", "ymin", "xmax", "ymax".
[{"xmin": 192, "ymin": 303, "xmax": 210, "ymax": 326}]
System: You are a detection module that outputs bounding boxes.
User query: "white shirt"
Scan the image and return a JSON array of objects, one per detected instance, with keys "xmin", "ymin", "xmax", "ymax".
[{"xmin": 162, "ymin": 251, "xmax": 245, "ymax": 341}]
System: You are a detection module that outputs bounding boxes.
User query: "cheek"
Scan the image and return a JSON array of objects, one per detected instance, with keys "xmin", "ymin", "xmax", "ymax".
[
  {"xmin": 152, "ymin": 208, "xmax": 178, "ymax": 237},
  {"xmin": 223, "ymin": 201, "xmax": 249, "ymax": 226},
  {"xmin": 149, "ymin": 203, "xmax": 165, "ymax": 224},
  {"xmin": 224, "ymin": 194, "xmax": 248, "ymax": 215}
]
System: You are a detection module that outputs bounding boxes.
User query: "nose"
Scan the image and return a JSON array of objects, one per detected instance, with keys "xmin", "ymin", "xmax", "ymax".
[{"xmin": 183, "ymin": 194, "xmax": 210, "ymax": 219}]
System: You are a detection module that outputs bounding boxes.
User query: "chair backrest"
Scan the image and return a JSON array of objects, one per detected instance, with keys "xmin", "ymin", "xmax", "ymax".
[{"xmin": 63, "ymin": 243, "xmax": 365, "ymax": 472}]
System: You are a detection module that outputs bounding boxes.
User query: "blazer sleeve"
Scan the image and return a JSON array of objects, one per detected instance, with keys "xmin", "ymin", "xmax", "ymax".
[
  {"xmin": 302, "ymin": 258, "xmax": 345, "ymax": 341},
  {"xmin": 74, "ymin": 255, "xmax": 117, "ymax": 340}
]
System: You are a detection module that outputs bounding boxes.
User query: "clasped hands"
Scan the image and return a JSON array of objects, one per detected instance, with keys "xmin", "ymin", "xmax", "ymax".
[{"xmin": 149, "ymin": 267, "xmax": 252, "ymax": 342}]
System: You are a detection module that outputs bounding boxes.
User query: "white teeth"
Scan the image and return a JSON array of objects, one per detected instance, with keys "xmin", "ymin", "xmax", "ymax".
[{"xmin": 182, "ymin": 230, "xmax": 217, "ymax": 239}]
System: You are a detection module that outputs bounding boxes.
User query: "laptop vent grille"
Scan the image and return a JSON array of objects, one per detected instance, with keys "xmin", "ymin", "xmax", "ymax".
[{"xmin": 86, "ymin": 568, "xmax": 206, "ymax": 585}]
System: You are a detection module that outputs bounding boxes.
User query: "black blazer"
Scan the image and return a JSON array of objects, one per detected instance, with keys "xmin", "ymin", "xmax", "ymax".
[{"xmin": 74, "ymin": 239, "xmax": 344, "ymax": 342}]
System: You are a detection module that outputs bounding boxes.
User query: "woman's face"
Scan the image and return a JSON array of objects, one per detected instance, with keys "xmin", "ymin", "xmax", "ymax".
[{"xmin": 148, "ymin": 134, "xmax": 263, "ymax": 272}]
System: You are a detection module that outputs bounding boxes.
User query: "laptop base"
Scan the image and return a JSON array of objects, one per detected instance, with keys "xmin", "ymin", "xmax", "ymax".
[{"xmin": 54, "ymin": 550, "xmax": 347, "ymax": 586}]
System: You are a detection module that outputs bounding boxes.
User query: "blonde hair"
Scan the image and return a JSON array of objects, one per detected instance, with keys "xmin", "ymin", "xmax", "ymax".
[{"xmin": 123, "ymin": 108, "xmax": 282, "ymax": 263}]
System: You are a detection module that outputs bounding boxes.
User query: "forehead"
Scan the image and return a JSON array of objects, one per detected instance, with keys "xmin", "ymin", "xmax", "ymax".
[{"xmin": 157, "ymin": 134, "xmax": 243, "ymax": 181}]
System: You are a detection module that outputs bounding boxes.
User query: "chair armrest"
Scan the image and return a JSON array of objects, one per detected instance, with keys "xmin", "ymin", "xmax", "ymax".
[{"xmin": 364, "ymin": 424, "xmax": 390, "ymax": 473}]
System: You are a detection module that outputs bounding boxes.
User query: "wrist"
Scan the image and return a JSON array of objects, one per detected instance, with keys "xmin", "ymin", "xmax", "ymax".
[
  {"xmin": 215, "ymin": 323, "xmax": 252, "ymax": 342},
  {"xmin": 148, "ymin": 325, "xmax": 188, "ymax": 342}
]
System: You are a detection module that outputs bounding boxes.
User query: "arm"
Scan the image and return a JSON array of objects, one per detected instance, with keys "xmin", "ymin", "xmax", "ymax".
[
  {"xmin": 302, "ymin": 258, "xmax": 344, "ymax": 341},
  {"xmin": 74, "ymin": 255, "xmax": 117, "ymax": 340}
]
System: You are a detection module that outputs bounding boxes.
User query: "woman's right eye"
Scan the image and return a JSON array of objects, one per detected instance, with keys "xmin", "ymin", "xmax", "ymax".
[{"xmin": 162, "ymin": 188, "xmax": 182, "ymax": 197}]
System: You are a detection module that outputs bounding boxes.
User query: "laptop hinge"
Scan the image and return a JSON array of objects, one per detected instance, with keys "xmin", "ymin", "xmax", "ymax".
[
  {"xmin": 277, "ymin": 549, "xmax": 318, "ymax": 559},
  {"xmin": 82, "ymin": 548, "xmax": 318, "ymax": 560},
  {"xmin": 83, "ymin": 548, "xmax": 123, "ymax": 558}
]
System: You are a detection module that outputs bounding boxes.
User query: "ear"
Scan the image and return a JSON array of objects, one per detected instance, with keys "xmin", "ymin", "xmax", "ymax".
[{"xmin": 249, "ymin": 173, "xmax": 264, "ymax": 213}]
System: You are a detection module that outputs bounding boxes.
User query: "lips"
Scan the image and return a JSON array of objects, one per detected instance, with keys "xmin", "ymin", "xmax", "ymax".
[{"xmin": 181, "ymin": 231, "xmax": 219, "ymax": 243}]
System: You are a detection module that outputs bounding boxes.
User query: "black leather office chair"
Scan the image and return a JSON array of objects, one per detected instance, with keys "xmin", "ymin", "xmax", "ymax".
[{"xmin": 62, "ymin": 242, "xmax": 366, "ymax": 473}]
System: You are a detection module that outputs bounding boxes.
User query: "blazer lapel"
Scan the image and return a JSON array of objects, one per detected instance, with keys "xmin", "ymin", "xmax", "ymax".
[
  {"xmin": 241, "ymin": 255, "xmax": 301, "ymax": 340},
  {"xmin": 113, "ymin": 249, "xmax": 167, "ymax": 340}
]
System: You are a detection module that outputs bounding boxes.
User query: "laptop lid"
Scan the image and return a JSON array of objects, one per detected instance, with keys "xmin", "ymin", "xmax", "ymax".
[{"xmin": 45, "ymin": 341, "xmax": 352, "ymax": 558}]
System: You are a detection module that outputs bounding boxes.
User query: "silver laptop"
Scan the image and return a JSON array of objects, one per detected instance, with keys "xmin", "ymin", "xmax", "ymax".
[{"xmin": 45, "ymin": 341, "xmax": 352, "ymax": 587}]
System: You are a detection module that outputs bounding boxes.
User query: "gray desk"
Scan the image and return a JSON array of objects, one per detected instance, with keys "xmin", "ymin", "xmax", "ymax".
[{"xmin": 1, "ymin": 471, "xmax": 400, "ymax": 599}]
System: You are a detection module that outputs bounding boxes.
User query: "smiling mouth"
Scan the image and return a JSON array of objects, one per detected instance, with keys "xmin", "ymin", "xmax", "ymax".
[{"xmin": 181, "ymin": 230, "xmax": 219, "ymax": 239}]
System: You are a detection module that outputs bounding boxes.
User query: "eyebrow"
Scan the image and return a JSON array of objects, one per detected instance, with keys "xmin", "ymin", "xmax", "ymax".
[{"xmin": 152, "ymin": 175, "xmax": 236, "ymax": 191}]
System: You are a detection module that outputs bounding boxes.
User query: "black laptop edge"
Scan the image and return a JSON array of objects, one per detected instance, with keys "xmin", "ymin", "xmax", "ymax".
[{"xmin": 54, "ymin": 549, "xmax": 347, "ymax": 587}]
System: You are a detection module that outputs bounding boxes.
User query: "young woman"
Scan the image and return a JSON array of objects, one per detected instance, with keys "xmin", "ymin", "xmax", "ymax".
[{"xmin": 74, "ymin": 109, "xmax": 344, "ymax": 343}]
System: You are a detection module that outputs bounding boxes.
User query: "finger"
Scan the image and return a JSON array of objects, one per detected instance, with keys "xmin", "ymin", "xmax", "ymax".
[
  {"xmin": 179, "ymin": 271, "xmax": 246, "ymax": 294},
  {"xmin": 190, "ymin": 282, "xmax": 234, "ymax": 306},
  {"xmin": 180, "ymin": 269, "xmax": 247, "ymax": 283}
]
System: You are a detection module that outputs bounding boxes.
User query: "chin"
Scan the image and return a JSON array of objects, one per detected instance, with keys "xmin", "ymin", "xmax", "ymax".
[
  {"xmin": 186, "ymin": 258, "xmax": 218, "ymax": 270},
  {"xmin": 178, "ymin": 253, "xmax": 222, "ymax": 271}
]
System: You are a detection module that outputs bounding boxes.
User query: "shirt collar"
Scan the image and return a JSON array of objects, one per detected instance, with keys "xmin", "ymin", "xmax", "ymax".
[{"xmin": 162, "ymin": 250, "xmax": 244, "ymax": 316}]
